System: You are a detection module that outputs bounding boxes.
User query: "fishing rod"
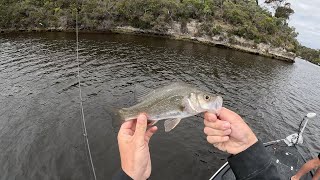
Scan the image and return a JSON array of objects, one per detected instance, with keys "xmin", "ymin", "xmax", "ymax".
[
  {"xmin": 264, "ymin": 112, "xmax": 317, "ymax": 147},
  {"xmin": 288, "ymin": 112, "xmax": 316, "ymax": 146},
  {"xmin": 295, "ymin": 113, "xmax": 317, "ymax": 144},
  {"xmin": 75, "ymin": 1, "xmax": 97, "ymax": 180}
]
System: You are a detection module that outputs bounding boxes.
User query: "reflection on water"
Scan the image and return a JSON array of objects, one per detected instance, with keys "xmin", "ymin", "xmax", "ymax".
[{"xmin": 0, "ymin": 32, "xmax": 319, "ymax": 180}]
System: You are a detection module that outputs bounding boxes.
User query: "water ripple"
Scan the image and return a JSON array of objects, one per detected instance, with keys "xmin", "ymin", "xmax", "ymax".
[{"xmin": 0, "ymin": 32, "xmax": 319, "ymax": 180}]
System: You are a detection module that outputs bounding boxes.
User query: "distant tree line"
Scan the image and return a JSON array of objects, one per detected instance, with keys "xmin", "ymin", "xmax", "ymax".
[
  {"xmin": 297, "ymin": 46, "xmax": 320, "ymax": 64},
  {"xmin": 0, "ymin": 0, "xmax": 317, "ymax": 64}
]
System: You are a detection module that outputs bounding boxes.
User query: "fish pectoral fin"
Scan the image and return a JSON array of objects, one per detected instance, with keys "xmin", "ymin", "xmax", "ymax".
[
  {"xmin": 148, "ymin": 120, "xmax": 159, "ymax": 126},
  {"xmin": 164, "ymin": 118, "xmax": 182, "ymax": 132}
]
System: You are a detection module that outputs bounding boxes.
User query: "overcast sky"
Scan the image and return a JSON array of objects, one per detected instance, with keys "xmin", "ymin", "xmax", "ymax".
[{"xmin": 259, "ymin": 0, "xmax": 320, "ymax": 49}]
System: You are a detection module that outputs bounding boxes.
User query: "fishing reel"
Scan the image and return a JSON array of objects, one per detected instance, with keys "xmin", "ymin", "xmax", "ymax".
[{"xmin": 284, "ymin": 113, "xmax": 316, "ymax": 146}]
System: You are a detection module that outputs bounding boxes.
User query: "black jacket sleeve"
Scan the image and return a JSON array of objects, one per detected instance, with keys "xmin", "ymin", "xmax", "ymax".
[
  {"xmin": 112, "ymin": 169, "xmax": 133, "ymax": 180},
  {"xmin": 227, "ymin": 141, "xmax": 281, "ymax": 180}
]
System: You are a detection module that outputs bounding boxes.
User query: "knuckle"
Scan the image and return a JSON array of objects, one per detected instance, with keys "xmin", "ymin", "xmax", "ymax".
[
  {"xmin": 224, "ymin": 129, "xmax": 231, "ymax": 135},
  {"xmin": 212, "ymin": 122, "xmax": 221, "ymax": 129},
  {"xmin": 137, "ymin": 124, "xmax": 146, "ymax": 131},
  {"xmin": 216, "ymin": 131, "xmax": 223, "ymax": 136},
  {"xmin": 204, "ymin": 119, "xmax": 209, "ymax": 126},
  {"xmin": 219, "ymin": 121, "xmax": 226, "ymax": 129},
  {"xmin": 207, "ymin": 113, "xmax": 217, "ymax": 122},
  {"xmin": 223, "ymin": 136, "xmax": 229, "ymax": 141},
  {"xmin": 209, "ymin": 123, "xmax": 215, "ymax": 128}
]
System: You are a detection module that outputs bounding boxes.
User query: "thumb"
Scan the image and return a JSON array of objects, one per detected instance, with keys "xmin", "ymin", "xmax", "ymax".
[
  {"xmin": 218, "ymin": 107, "xmax": 243, "ymax": 124},
  {"xmin": 134, "ymin": 114, "xmax": 148, "ymax": 141}
]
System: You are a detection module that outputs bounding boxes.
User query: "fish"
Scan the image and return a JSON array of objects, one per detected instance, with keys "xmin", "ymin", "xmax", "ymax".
[{"xmin": 113, "ymin": 82, "xmax": 223, "ymax": 132}]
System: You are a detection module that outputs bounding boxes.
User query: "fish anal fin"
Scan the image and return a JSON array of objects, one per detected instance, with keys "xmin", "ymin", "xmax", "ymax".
[
  {"xmin": 148, "ymin": 120, "xmax": 159, "ymax": 126},
  {"xmin": 164, "ymin": 118, "xmax": 182, "ymax": 132}
]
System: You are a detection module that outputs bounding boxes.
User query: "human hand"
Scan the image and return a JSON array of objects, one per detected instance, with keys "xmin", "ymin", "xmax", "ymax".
[
  {"xmin": 117, "ymin": 114, "xmax": 158, "ymax": 180},
  {"xmin": 203, "ymin": 107, "xmax": 258, "ymax": 155}
]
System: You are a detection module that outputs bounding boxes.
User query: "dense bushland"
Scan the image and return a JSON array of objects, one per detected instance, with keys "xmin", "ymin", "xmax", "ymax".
[{"xmin": 1, "ymin": 0, "xmax": 318, "ymax": 64}]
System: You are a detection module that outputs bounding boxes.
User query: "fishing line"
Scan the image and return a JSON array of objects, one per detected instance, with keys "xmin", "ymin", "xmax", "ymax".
[{"xmin": 75, "ymin": 2, "xmax": 97, "ymax": 180}]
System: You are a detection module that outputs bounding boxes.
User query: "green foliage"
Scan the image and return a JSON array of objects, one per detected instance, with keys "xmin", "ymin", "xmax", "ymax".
[
  {"xmin": 297, "ymin": 46, "xmax": 320, "ymax": 64},
  {"xmin": 264, "ymin": 0, "xmax": 294, "ymax": 20},
  {"xmin": 223, "ymin": 1, "xmax": 250, "ymax": 25},
  {"xmin": 0, "ymin": 0, "xmax": 303, "ymax": 54},
  {"xmin": 254, "ymin": 14, "xmax": 277, "ymax": 34},
  {"xmin": 275, "ymin": 6, "xmax": 294, "ymax": 19},
  {"xmin": 211, "ymin": 25, "xmax": 222, "ymax": 35},
  {"xmin": 220, "ymin": 0, "xmax": 298, "ymax": 51},
  {"xmin": 114, "ymin": 0, "xmax": 178, "ymax": 31},
  {"xmin": 314, "ymin": 58, "xmax": 320, "ymax": 64}
]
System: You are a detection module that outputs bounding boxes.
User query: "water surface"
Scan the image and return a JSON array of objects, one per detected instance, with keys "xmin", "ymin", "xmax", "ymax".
[{"xmin": 0, "ymin": 32, "xmax": 319, "ymax": 180}]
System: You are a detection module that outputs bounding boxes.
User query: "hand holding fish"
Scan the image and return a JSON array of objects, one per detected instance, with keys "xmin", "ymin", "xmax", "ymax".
[
  {"xmin": 204, "ymin": 107, "xmax": 258, "ymax": 155},
  {"xmin": 117, "ymin": 114, "xmax": 158, "ymax": 180}
]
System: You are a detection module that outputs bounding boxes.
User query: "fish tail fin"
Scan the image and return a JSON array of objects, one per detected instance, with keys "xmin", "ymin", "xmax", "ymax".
[{"xmin": 110, "ymin": 108, "xmax": 126, "ymax": 131}]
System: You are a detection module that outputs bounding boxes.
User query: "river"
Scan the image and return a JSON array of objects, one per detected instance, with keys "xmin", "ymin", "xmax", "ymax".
[{"xmin": 0, "ymin": 32, "xmax": 319, "ymax": 180}]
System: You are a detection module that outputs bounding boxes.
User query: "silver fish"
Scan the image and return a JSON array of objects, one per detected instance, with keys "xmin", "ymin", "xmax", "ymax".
[{"xmin": 114, "ymin": 82, "xmax": 223, "ymax": 132}]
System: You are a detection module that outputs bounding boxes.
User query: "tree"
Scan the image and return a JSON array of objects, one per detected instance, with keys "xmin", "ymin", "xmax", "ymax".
[
  {"xmin": 264, "ymin": 0, "xmax": 294, "ymax": 20},
  {"xmin": 274, "ymin": 3, "xmax": 294, "ymax": 19}
]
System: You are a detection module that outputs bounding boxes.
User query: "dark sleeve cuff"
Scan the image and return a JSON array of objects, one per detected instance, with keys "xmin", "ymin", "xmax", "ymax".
[
  {"xmin": 227, "ymin": 141, "xmax": 273, "ymax": 179},
  {"xmin": 112, "ymin": 169, "xmax": 133, "ymax": 180}
]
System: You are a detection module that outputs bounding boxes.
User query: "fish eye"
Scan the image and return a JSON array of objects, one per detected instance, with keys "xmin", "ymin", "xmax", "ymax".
[{"xmin": 204, "ymin": 95, "xmax": 210, "ymax": 101}]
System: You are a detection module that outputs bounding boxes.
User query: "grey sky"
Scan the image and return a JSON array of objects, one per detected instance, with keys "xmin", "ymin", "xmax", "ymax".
[{"xmin": 260, "ymin": 0, "xmax": 320, "ymax": 49}]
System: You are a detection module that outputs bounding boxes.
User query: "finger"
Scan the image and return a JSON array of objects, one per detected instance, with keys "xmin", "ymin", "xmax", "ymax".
[
  {"xmin": 207, "ymin": 136, "xmax": 229, "ymax": 144},
  {"xmin": 119, "ymin": 121, "xmax": 134, "ymax": 135},
  {"xmin": 120, "ymin": 120, "xmax": 134, "ymax": 129},
  {"xmin": 204, "ymin": 112, "xmax": 218, "ymax": 122},
  {"xmin": 204, "ymin": 119, "xmax": 230, "ymax": 130},
  {"xmin": 213, "ymin": 143, "xmax": 227, "ymax": 152},
  {"xmin": 204, "ymin": 127, "xmax": 231, "ymax": 136},
  {"xmin": 131, "ymin": 119, "xmax": 137, "ymax": 131},
  {"xmin": 218, "ymin": 107, "xmax": 243, "ymax": 124},
  {"xmin": 145, "ymin": 126, "xmax": 158, "ymax": 143},
  {"xmin": 133, "ymin": 114, "xmax": 148, "ymax": 141}
]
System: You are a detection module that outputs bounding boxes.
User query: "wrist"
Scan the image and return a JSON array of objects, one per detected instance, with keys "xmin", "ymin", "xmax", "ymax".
[
  {"xmin": 121, "ymin": 164, "xmax": 145, "ymax": 180},
  {"xmin": 227, "ymin": 141, "xmax": 272, "ymax": 179},
  {"xmin": 121, "ymin": 161, "xmax": 135, "ymax": 180},
  {"xmin": 233, "ymin": 133, "xmax": 258, "ymax": 155},
  {"xmin": 243, "ymin": 135, "xmax": 258, "ymax": 152}
]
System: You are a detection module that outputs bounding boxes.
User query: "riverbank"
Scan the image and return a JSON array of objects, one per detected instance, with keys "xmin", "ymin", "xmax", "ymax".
[
  {"xmin": 111, "ymin": 24, "xmax": 296, "ymax": 62},
  {"xmin": 0, "ymin": 25, "xmax": 296, "ymax": 62},
  {"xmin": 1, "ymin": 0, "xmax": 300, "ymax": 63}
]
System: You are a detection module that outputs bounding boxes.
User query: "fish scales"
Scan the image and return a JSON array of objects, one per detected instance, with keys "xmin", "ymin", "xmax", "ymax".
[
  {"xmin": 114, "ymin": 82, "xmax": 223, "ymax": 132},
  {"xmin": 122, "ymin": 95, "xmax": 190, "ymax": 121}
]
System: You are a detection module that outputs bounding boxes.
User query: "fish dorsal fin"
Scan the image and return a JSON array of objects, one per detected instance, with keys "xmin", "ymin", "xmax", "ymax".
[
  {"xmin": 135, "ymin": 82, "xmax": 192, "ymax": 102},
  {"xmin": 135, "ymin": 84, "xmax": 155, "ymax": 102},
  {"xmin": 164, "ymin": 118, "xmax": 182, "ymax": 132}
]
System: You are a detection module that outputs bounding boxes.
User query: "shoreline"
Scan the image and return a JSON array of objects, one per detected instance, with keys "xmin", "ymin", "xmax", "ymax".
[{"xmin": 0, "ymin": 27, "xmax": 296, "ymax": 63}]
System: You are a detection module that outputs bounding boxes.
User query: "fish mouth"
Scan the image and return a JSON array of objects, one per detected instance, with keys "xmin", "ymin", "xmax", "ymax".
[
  {"xmin": 209, "ymin": 96, "xmax": 223, "ymax": 114},
  {"xmin": 214, "ymin": 96, "xmax": 223, "ymax": 110}
]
